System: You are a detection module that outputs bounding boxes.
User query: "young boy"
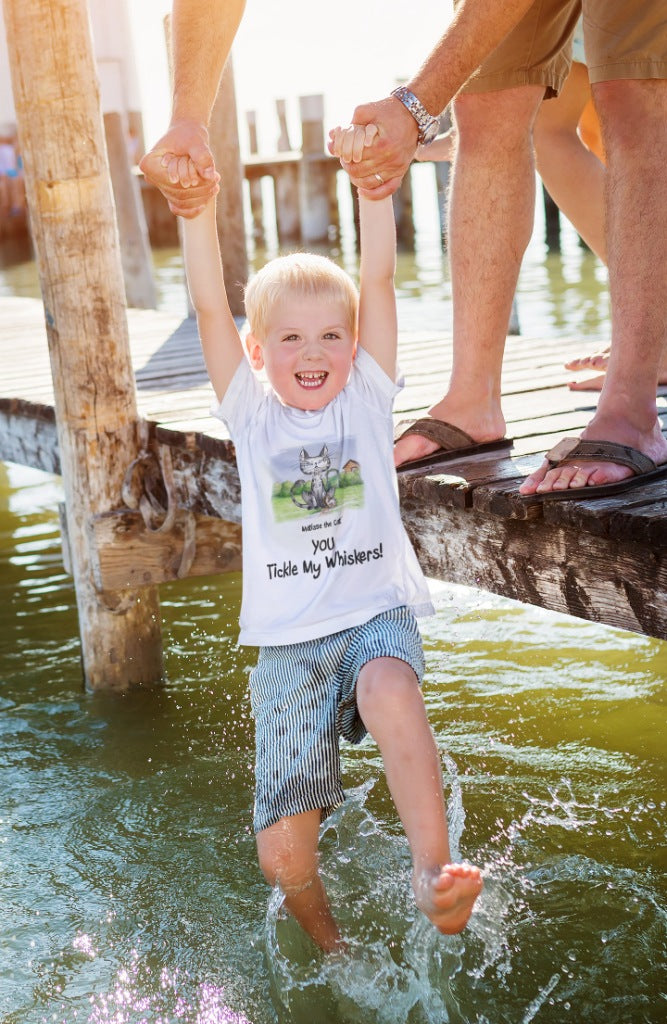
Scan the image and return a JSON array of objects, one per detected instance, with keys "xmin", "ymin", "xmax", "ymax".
[{"xmin": 180, "ymin": 124, "xmax": 482, "ymax": 953}]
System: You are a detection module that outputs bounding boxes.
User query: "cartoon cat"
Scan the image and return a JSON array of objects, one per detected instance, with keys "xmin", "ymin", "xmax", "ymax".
[{"xmin": 291, "ymin": 445, "xmax": 338, "ymax": 511}]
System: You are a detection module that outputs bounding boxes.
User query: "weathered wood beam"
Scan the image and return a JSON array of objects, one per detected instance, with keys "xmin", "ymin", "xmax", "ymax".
[
  {"xmin": 3, "ymin": 397, "xmax": 666, "ymax": 638},
  {"xmin": 88, "ymin": 509, "xmax": 241, "ymax": 590},
  {"xmin": 0, "ymin": 399, "xmax": 59, "ymax": 473},
  {"xmin": 400, "ymin": 500, "xmax": 667, "ymax": 640}
]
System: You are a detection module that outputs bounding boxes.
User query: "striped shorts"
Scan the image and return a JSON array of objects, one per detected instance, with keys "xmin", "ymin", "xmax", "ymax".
[{"xmin": 249, "ymin": 606, "xmax": 425, "ymax": 833}]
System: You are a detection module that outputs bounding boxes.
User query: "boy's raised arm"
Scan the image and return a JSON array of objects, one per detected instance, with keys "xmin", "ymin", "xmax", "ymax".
[
  {"xmin": 331, "ymin": 124, "xmax": 398, "ymax": 378},
  {"xmin": 182, "ymin": 200, "xmax": 245, "ymax": 401},
  {"xmin": 357, "ymin": 194, "xmax": 398, "ymax": 378}
]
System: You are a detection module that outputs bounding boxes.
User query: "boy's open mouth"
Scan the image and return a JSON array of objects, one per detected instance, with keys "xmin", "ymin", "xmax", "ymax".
[{"xmin": 295, "ymin": 371, "xmax": 328, "ymax": 389}]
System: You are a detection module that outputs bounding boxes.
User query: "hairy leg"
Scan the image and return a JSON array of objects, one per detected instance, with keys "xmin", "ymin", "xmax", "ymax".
[
  {"xmin": 521, "ymin": 79, "xmax": 667, "ymax": 494},
  {"xmin": 256, "ymin": 810, "xmax": 343, "ymax": 953},
  {"xmin": 534, "ymin": 61, "xmax": 606, "ymax": 262},
  {"xmin": 394, "ymin": 85, "xmax": 543, "ymax": 467},
  {"xmin": 356, "ymin": 658, "xmax": 482, "ymax": 934}
]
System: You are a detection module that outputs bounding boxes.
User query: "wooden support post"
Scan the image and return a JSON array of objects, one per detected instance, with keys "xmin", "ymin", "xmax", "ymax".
[
  {"xmin": 350, "ymin": 179, "xmax": 360, "ymax": 251},
  {"xmin": 299, "ymin": 94, "xmax": 329, "ymax": 243},
  {"xmin": 274, "ymin": 163, "xmax": 300, "ymax": 244},
  {"xmin": 326, "ymin": 164, "xmax": 341, "ymax": 242},
  {"xmin": 103, "ymin": 111, "xmax": 157, "ymax": 309},
  {"xmin": 276, "ymin": 99, "xmax": 292, "ymax": 153},
  {"xmin": 208, "ymin": 56, "xmax": 248, "ymax": 317},
  {"xmin": 245, "ymin": 110, "xmax": 265, "ymax": 244},
  {"xmin": 4, "ymin": 0, "xmax": 163, "ymax": 690},
  {"xmin": 274, "ymin": 100, "xmax": 300, "ymax": 243},
  {"xmin": 126, "ymin": 110, "xmax": 145, "ymax": 164},
  {"xmin": 434, "ymin": 110, "xmax": 452, "ymax": 250},
  {"xmin": 543, "ymin": 184, "xmax": 561, "ymax": 252},
  {"xmin": 508, "ymin": 295, "xmax": 521, "ymax": 336},
  {"xmin": 392, "ymin": 168, "xmax": 415, "ymax": 249}
]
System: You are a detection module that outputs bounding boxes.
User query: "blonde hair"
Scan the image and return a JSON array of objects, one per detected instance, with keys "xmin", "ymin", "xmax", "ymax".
[{"xmin": 244, "ymin": 252, "xmax": 358, "ymax": 340}]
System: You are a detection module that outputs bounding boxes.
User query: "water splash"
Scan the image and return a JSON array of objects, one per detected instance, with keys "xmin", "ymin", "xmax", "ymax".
[{"xmin": 263, "ymin": 781, "xmax": 495, "ymax": 1024}]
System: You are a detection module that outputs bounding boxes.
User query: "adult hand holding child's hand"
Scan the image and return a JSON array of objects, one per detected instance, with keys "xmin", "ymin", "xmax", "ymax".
[
  {"xmin": 328, "ymin": 96, "xmax": 419, "ymax": 199},
  {"xmin": 329, "ymin": 122, "xmax": 400, "ymax": 199},
  {"xmin": 139, "ymin": 118, "xmax": 220, "ymax": 218}
]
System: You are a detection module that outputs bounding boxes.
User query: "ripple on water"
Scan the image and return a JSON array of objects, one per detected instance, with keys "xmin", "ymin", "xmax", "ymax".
[{"xmin": 2, "ymin": 469, "xmax": 666, "ymax": 1024}]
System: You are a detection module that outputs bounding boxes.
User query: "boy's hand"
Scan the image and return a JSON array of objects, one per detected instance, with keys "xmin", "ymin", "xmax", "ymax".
[
  {"xmin": 139, "ymin": 118, "xmax": 220, "ymax": 218},
  {"xmin": 333, "ymin": 96, "xmax": 418, "ymax": 199},
  {"xmin": 329, "ymin": 123, "xmax": 402, "ymax": 199},
  {"xmin": 328, "ymin": 123, "xmax": 378, "ymax": 164}
]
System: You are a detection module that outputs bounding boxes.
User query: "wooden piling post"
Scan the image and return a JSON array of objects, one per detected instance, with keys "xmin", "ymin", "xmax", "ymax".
[
  {"xmin": 276, "ymin": 99, "xmax": 292, "ymax": 154},
  {"xmin": 4, "ymin": 0, "xmax": 163, "ymax": 689},
  {"xmin": 434, "ymin": 110, "xmax": 452, "ymax": 249},
  {"xmin": 103, "ymin": 111, "xmax": 157, "ymax": 309},
  {"xmin": 274, "ymin": 100, "xmax": 300, "ymax": 243},
  {"xmin": 299, "ymin": 94, "xmax": 329, "ymax": 244},
  {"xmin": 207, "ymin": 56, "xmax": 248, "ymax": 317},
  {"xmin": 392, "ymin": 169, "xmax": 415, "ymax": 250},
  {"xmin": 542, "ymin": 184, "xmax": 561, "ymax": 252},
  {"xmin": 245, "ymin": 110, "xmax": 265, "ymax": 244}
]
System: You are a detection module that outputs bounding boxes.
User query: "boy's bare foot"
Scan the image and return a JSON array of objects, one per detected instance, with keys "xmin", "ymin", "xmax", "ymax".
[{"xmin": 413, "ymin": 863, "xmax": 483, "ymax": 935}]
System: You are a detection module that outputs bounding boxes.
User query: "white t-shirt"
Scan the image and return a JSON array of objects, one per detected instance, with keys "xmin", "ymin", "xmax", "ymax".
[{"xmin": 213, "ymin": 347, "xmax": 434, "ymax": 646}]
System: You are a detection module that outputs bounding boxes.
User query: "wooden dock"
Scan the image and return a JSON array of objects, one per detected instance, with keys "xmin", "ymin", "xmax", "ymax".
[{"xmin": 1, "ymin": 294, "xmax": 666, "ymax": 640}]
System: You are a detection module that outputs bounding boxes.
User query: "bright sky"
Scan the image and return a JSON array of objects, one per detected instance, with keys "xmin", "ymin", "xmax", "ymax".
[{"xmin": 130, "ymin": 0, "xmax": 453, "ymax": 154}]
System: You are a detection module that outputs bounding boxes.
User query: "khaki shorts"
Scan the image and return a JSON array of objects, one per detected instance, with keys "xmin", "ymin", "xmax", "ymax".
[{"xmin": 458, "ymin": 0, "xmax": 667, "ymax": 97}]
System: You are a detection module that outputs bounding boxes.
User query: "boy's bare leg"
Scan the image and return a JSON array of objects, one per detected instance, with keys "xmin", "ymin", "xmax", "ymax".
[
  {"xmin": 356, "ymin": 657, "xmax": 482, "ymax": 934},
  {"xmin": 256, "ymin": 809, "xmax": 344, "ymax": 953}
]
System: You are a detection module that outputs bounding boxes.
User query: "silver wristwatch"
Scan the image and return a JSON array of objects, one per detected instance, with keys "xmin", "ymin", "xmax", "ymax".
[{"xmin": 390, "ymin": 86, "xmax": 440, "ymax": 145}]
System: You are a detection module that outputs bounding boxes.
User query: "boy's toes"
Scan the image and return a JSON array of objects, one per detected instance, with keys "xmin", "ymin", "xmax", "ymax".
[{"xmin": 414, "ymin": 863, "xmax": 483, "ymax": 935}]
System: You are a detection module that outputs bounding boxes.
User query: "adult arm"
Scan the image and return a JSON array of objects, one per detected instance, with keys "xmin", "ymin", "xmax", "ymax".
[
  {"xmin": 139, "ymin": 0, "xmax": 246, "ymax": 218},
  {"xmin": 338, "ymin": 0, "xmax": 536, "ymax": 197}
]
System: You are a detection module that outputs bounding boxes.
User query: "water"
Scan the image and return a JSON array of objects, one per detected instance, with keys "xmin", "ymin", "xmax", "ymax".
[
  {"xmin": 0, "ymin": 161, "xmax": 663, "ymax": 1022},
  {"xmin": 1, "ymin": 461, "xmax": 665, "ymax": 1024}
]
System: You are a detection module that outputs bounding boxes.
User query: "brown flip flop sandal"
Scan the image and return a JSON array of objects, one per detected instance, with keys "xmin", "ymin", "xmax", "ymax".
[
  {"xmin": 394, "ymin": 417, "xmax": 513, "ymax": 472},
  {"xmin": 520, "ymin": 437, "xmax": 667, "ymax": 504}
]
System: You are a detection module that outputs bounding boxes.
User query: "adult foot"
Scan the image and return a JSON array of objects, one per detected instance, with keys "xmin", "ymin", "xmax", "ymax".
[
  {"xmin": 413, "ymin": 863, "xmax": 483, "ymax": 935},
  {"xmin": 565, "ymin": 347, "xmax": 667, "ymax": 392},
  {"xmin": 564, "ymin": 346, "xmax": 611, "ymax": 373},
  {"xmin": 519, "ymin": 418, "xmax": 667, "ymax": 496},
  {"xmin": 394, "ymin": 398, "xmax": 506, "ymax": 468}
]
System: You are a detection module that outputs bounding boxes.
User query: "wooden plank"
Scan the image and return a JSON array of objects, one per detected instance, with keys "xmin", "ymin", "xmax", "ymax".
[
  {"xmin": 89, "ymin": 509, "xmax": 242, "ymax": 589},
  {"xmin": 0, "ymin": 399, "xmax": 59, "ymax": 473},
  {"xmin": 543, "ymin": 483, "xmax": 667, "ymax": 544},
  {"xmin": 399, "ymin": 502, "xmax": 667, "ymax": 639}
]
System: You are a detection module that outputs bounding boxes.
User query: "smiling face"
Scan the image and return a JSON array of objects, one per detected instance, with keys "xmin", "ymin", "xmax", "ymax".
[{"xmin": 245, "ymin": 292, "xmax": 357, "ymax": 410}]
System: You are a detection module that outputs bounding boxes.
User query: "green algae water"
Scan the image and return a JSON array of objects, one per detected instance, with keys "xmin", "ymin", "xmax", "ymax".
[
  {"xmin": 1, "ymin": 460, "xmax": 665, "ymax": 1024},
  {"xmin": 1, "ymin": 175, "xmax": 665, "ymax": 1022}
]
